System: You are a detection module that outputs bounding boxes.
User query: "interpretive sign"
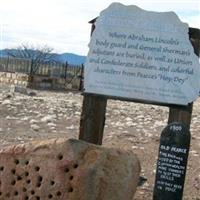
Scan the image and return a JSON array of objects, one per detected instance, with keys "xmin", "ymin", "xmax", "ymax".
[
  {"xmin": 84, "ymin": 3, "xmax": 200, "ymax": 105},
  {"xmin": 153, "ymin": 122, "xmax": 190, "ymax": 200}
]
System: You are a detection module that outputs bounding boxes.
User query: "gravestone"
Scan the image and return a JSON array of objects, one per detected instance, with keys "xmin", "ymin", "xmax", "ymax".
[{"xmin": 153, "ymin": 122, "xmax": 190, "ymax": 200}]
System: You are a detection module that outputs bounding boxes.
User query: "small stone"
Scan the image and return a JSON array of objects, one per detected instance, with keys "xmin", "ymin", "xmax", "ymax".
[
  {"xmin": 29, "ymin": 119, "xmax": 39, "ymax": 124},
  {"xmin": 2, "ymin": 99, "xmax": 11, "ymax": 105},
  {"xmin": 125, "ymin": 117, "xmax": 132, "ymax": 121},
  {"xmin": 6, "ymin": 116, "xmax": 11, "ymax": 120},
  {"xmin": 47, "ymin": 122, "xmax": 57, "ymax": 127},
  {"xmin": 4, "ymin": 93, "xmax": 13, "ymax": 99},
  {"xmin": 66, "ymin": 125, "xmax": 75, "ymax": 130},
  {"xmin": 21, "ymin": 117, "xmax": 29, "ymax": 121},
  {"xmin": 126, "ymin": 121, "xmax": 135, "ymax": 127},
  {"xmin": 31, "ymin": 124, "xmax": 40, "ymax": 131},
  {"xmin": 190, "ymin": 150, "xmax": 199, "ymax": 157},
  {"xmin": 115, "ymin": 122, "xmax": 124, "ymax": 127},
  {"xmin": 27, "ymin": 91, "xmax": 37, "ymax": 96},
  {"xmin": 122, "ymin": 130, "xmax": 129, "ymax": 134},
  {"xmin": 58, "ymin": 113, "xmax": 63, "ymax": 117},
  {"xmin": 41, "ymin": 115, "xmax": 56, "ymax": 123},
  {"xmin": 132, "ymin": 146, "xmax": 138, "ymax": 149},
  {"xmin": 128, "ymin": 138, "xmax": 135, "ymax": 142},
  {"xmin": 154, "ymin": 120, "xmax": 165, "ymax": 127},
  {"xmin": 75, "ymin": 111, "xmax": 81, "ymax": 116}
]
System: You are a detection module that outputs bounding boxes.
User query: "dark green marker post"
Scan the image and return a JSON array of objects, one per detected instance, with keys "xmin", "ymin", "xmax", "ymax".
[{"xmin": 153, "ymin": 122, "xmax": 190, "ymax": 200}]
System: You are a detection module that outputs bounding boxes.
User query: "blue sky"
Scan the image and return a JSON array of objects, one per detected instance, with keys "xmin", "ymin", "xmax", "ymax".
[{"xmin": 0, "ymin": 0, "xmax": 199, "ymax": 55}]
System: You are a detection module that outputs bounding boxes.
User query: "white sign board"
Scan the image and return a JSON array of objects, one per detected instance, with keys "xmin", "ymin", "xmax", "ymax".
[{"xmin": 85, "ymin": 3, "xmax": 200, "ymax": 105}]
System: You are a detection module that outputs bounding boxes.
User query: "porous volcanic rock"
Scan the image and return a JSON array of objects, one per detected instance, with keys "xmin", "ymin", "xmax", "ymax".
[{"xmin": 0, "ymin": 138, "xmax": 140, "ymax": 200}]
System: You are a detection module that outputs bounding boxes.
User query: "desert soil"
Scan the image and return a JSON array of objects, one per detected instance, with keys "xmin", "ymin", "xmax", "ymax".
[{"xmin": 0, "ymin": 84, "xmax": 200, "ymax": 200}]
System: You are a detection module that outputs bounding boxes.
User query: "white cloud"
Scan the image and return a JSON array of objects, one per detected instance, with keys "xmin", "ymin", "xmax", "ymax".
[{"xmin": 0, "ymin": 0, "xmax": 199, "ymax": 55}]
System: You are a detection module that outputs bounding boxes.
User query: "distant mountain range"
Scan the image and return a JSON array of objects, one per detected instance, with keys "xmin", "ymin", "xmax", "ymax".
[
  {"xmin": 0, "ymin": 49, "xmax": 86, "ymax": 65},
  {"xmin": 53, "ymin": 53, "xmax": 86, "ymax": 65}
]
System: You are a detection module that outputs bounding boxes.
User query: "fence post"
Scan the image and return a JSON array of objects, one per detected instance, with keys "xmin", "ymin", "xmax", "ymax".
[
  {"xmin": 79, "ymin": 64, "xmax": 84, "ymax": 91},
  {"xmin": 6, "ymin": 56, "xmax": 9, "ymax": 72},
  {"xmin": 64, "ymin": 61, "xmax": 68, "ymax": 83},
  {"xmin": 30, "ymin": 59, "xmax": 33, "ymax": 75}
]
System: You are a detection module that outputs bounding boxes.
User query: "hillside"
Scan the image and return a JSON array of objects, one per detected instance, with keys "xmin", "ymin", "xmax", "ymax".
[{"xmin": 0, "ymin": 49, "xmax": 86, "ymax": 65}]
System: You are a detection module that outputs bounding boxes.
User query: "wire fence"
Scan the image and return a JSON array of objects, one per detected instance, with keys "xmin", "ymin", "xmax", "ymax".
[{"xmin": 0, "ymin": 56, "xmax": 84, "ymax": 79}]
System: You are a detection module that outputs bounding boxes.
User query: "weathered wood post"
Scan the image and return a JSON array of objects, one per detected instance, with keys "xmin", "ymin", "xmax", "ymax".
[
  {"xmin": 168, "ymin": 28, "xmax": 200, "ymax": 129},
  {"xmin": 79, "ymin": 19, "xmax": 107, "ymax": 145},
  {"xmin": 79, "ymin": 94, "xmax": 107, "ymax": 145}
]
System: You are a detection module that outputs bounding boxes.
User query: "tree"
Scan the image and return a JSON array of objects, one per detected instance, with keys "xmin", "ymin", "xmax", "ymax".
[{"xmin": 7, "ymin": 44, "xmax": 55, "ymax": 74}]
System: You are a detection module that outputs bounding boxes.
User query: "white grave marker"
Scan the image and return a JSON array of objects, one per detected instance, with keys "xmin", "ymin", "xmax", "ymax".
[{"xmin": 84, "ymin": 3, "xmax": 200, "ymax": 105}]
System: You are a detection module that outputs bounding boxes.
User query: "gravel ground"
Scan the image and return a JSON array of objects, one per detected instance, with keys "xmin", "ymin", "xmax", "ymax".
[{"xmin": 0, "ymin": 84, "xmax": 200, "ymax": 199}]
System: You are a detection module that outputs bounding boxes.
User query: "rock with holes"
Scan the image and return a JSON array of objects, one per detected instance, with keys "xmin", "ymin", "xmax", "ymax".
[{"xmin": 0, "ymin": 138, "xmax": 140, "ymax": 200}]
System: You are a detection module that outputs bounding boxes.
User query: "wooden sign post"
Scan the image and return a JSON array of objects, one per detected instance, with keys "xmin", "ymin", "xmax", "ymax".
[
  {"xmin": 79, "ymin": 3, "xmax": 200, "ymax": 199},
  {"xmin": 79, "ymin": 94, "xmax": 107, "ymax": 145},
  {"xmin": 79, "ymin": 27, "xmax": 200, "ymax": 143}
]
